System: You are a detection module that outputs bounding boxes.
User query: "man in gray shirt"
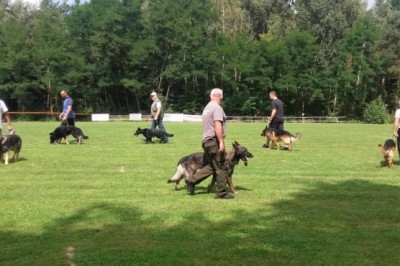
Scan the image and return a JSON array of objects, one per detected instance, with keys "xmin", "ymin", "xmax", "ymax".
[{"xmin": 185, "ymin": 88, "xmax": 234, "ymax": 199}]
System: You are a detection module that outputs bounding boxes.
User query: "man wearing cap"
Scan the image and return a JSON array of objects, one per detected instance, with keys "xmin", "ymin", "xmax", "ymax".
[
  {"xmin": 150, "ymin": 92, "xmax": 169, "ymax": 143},
  {"xmin": 185, "ymin": 88, "xmax": 234, "ymax": 199},
  {"xmin": 0, "ymin": 99, "xmax": 13, "ymax": 136}
]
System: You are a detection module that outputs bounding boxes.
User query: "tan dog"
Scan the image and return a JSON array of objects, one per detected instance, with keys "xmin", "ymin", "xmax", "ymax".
[
  {"xmin": 378, "ymin": 139, "xmax": 396, "ymax": 167},
  {"xmin": 261, "ymin": 125, "xmax": 301, "ymax": 151}
]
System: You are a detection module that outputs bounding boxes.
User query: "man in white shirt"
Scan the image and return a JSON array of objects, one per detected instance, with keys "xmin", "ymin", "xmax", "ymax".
[{"xmin": 0, "ymin": 99, "xmax": 13, "ymax": 136}]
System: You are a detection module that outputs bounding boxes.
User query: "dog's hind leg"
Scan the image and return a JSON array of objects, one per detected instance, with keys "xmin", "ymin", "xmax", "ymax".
[
  {"xmin": 167, "ymin": 164, "xmax": 186, "ymax": 190},
  {"xmin": 4, "ymin": 152, "xmax": 9, "ymax": 165}
]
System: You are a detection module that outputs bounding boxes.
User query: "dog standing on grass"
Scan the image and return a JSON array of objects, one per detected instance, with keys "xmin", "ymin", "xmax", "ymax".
[
  {"xmin": 261, "ymin": 125, "xmax": 301, "ymax": 151},
  {"xmin": 378, "ymin": 139, "xmax": 396, "ymax": 167},
  {"xmin": 49, "ymin": 125, "xmax": 89, "ymax": 144},
  {"xmin": 0, "ymin": 130, "xmax": 22, "ymax": 165},
  {"xmin": 167, "ymin": 141, "xmax": 253, "ymax": 194},
  {"xmin": 134, "ymin": 127, "xmax": 174, "ymax": 143}
]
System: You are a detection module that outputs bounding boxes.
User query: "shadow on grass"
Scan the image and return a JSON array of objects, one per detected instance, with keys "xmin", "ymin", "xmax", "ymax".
[{"xmin": 1, "ymin": 180, "xmax": 399, "ymax": 265}]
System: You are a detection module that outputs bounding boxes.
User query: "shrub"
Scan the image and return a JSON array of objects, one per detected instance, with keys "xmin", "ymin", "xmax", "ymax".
[{"xmin": 364, "ymin": 98, "xmax": 389, "ymax": 124}]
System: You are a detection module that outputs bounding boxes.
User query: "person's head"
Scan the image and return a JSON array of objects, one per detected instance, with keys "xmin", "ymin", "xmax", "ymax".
[
  {"xmin": 60, "ymin": 90, "xmax": 68, "ymax": 98},
  {"xmin": 150, "ymin": 92, "xmax": 158, "ymax": 100},
  {"xmin": 269, "ymin": 90, "xmax": 277, "ymax": 100},
  {"xmin": 396, "ymin": 99, "xmax": 400, "ymax": 109},
  {"xmin": 210, "ymin": 88, "xmax": 223, "ymax": 103}
]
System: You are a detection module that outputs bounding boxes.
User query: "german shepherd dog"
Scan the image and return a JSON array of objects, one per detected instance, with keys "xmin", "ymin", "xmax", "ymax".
[
  {"xmin": 134, "ymin": 127, "xmax": 174, "ymax": 143},
  {"xmin": 0, "ymin": 132, "xmax": 22, "ymax": 165},
  {"xmin": 261, "ymin": 125, "xmax": 301, "ymax": 151},
  {"xmin": 378, "ymin": 139, "xmax": 396, "ymax": 167},
  {"xmin": 167, "ymin": 141, "xmax": 253, "ymax": 194},
  {"xmin": 49, "ymin": 126, "xmax": 89, "ymax": 144}
]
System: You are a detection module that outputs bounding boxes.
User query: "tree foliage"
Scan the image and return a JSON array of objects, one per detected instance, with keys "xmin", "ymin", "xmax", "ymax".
[{"xmin": 0, "ymin": 0, "xmax": 399, "ymax": 120}]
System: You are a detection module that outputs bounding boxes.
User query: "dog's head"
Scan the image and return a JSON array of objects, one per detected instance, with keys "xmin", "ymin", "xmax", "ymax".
[
  {"xmin": 260, "ymin": 125, "xmax": 268, "ymax": 137},
  {"xmin": 378, "ymin": 139, "xmax": 396, "ymax": 167},
  {"xmin": 49, "ymin": 132, "xmax": 57, "ymax": 143},
  {"xmin": 232, "ymin": 141, "xmax": 254, "ymax": 166},
  {"xmin": 134, "ymin": 127, "xmax": 143, "ymax": 136}
]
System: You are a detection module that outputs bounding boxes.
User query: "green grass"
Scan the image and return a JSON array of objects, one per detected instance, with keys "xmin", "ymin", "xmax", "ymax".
[{"xmin": 1, "ymin": 122, "xmax": 399, "ymax": 265}]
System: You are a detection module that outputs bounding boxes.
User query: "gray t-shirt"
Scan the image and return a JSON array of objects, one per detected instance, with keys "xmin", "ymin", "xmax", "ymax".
[{"xmin": 201, "ymin": 101, "xmax": 226, "ymax": 142}]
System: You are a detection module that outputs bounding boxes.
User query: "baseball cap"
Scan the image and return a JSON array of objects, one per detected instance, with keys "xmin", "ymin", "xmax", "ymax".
[{"xmin": 150, "ymin": 92, "xmax": 157, "ymax": 97}]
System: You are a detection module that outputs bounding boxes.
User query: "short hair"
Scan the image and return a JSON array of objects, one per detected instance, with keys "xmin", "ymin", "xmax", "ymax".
[
  {"xmin": 396, "ymin": 99, "xmax": 400, "ymax": 109},
  {"xmin": 210, "ymin": 88, "xmax": 223, "ymax": 98},
  {"xmin": 269, "ymin": 90, "xmax": 277, "ymax": 97}
]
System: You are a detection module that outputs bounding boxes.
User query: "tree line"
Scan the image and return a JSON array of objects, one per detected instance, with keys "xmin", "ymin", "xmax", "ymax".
[{"xmin": 0, "ymin": 0, "xmax": 399, "ymax": 120}]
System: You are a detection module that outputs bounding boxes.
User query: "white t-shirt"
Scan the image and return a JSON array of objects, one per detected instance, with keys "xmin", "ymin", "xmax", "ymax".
[
  {"xmin": 0, "ymin": 99, "xmax": 9, "ymax": 129},
  {"xmin": 395, "ymin": 109, "xmax": 400, "ymax": 130}
]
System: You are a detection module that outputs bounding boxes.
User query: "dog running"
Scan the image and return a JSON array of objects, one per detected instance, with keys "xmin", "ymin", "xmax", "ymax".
[
  {"xmin": 167, "ymin": 141, "xmax": 253, "ymax": 195},
  {"xmin": 261, "ymin": 125, "xmax": 301, "ymax": 151},
  {"xmin": 49, "ymin": 125, "xmax": 89, "ymax": 144},
  {"xmin": 378, "ymin": 139, "xmax": 396, "ymax": 167},
  {"xmin": 134, "ymin": 127, "xmax": 174, "ymax": 143},
  {"xmin": 0, "ymin": 131, "xmax": 22, "ymax": 165}
]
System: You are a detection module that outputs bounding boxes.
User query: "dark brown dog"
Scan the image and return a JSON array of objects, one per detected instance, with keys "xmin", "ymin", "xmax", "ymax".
[
  {"xmin": 378, "ymin": 139, "xmax": 396, "ymax": 167},
  {"xmin": 167, "ymin": 141, "xmax": 253, "ymax": 194}
]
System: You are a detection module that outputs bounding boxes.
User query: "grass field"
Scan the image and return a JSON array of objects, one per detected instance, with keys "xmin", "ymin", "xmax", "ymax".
[{"xmin": 1, "ymin": 121, "xmax": 399, "ymax": 265}]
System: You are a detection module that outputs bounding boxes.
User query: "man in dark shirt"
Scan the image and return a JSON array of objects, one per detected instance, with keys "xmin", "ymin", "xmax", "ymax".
[{"xmin": 268, "ymin": 90, "xmax": 284, "ymax": 132}]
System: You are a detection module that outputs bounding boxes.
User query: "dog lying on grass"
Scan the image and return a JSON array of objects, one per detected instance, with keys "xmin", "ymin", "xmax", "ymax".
[
  {"xmin": 49, "ymin": 126, "xmax": 89, "ymax": 144},
  {"xmin": 261, "ymin": 125, "xmax": 301, "ymax": 151},
  {"xmin": 378, "ymin": 139, "xmax": 396, "ymax": 167},
  {"xmin": 167, "ymin": 141, "xmax": 253, "ymax": 194},
  {"xmin": 0, "ymin": 131, "xmax": 22, "ymax": 165},
  {"xmin": 134, "ymin": 127, "xmax": 174, "ymax": 143}
]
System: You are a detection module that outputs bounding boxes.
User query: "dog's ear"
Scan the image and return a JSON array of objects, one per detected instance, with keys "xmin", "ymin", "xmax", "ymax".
[{"xmin": 232, "ymin": 141, "xmax": 239, "ymax": 148}]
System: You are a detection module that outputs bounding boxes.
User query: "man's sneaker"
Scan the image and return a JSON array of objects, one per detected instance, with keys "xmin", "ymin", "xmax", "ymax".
[
  {"xmin": 185, "ymin": 179, "xmax": 195, "ymax": 195},
  {"xmin": 215, "ymin": 193, "xmax": 234, "ymax": 199},
  {"xmin": 160, "ymin": 139, "xmax": 168, "ymax": 143}
]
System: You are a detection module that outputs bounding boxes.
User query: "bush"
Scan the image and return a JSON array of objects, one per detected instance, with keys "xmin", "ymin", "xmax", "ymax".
[{"xmin": 364, "ymin": 98, "xmax": 389, "ymax": 124}]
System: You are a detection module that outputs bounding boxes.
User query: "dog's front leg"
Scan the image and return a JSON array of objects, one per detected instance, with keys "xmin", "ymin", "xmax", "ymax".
[{"xmin": 227, "ymin": 178, "xmax": 237, "ymax": 194}]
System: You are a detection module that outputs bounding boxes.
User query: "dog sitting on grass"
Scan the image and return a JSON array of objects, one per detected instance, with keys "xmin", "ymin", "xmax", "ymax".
[
  {"xmin": 378, "ymin": 139, "xmax": 396, "ymax": 167},
  {"xmin": 134, "ymin": 127, "xmax": 174, "ymax": 143}
]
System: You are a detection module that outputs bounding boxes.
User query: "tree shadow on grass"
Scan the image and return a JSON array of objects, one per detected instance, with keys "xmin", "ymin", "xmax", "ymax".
[{"xmin": 1, "ymin": 180, "xmax": 399, "ymax": 265}]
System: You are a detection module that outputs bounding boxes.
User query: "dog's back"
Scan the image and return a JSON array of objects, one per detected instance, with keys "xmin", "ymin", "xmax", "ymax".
[{"xmin": 379, "ymin": 139, "xmax": 396, "ymax": 167}]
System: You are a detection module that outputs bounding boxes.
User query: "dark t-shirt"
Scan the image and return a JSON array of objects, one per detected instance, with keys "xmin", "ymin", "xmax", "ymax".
[{"xmin": 271, "ymin": 98, "xmax": 284, "ymax": 122}]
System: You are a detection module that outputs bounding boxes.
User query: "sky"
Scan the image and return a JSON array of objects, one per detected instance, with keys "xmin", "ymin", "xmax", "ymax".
[{"xmin": 12, "ymin": 0, "xmax": 376, "ymax": 9}]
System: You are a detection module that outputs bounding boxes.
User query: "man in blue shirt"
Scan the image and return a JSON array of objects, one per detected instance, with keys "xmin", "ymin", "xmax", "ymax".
[{"xmin": 59, "ymin": 90, "xmax": 76, "ymax": 126}]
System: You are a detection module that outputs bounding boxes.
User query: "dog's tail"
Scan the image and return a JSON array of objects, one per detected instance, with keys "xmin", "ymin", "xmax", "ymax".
[
  {"xmin": 83, "ymin": 135, "xmax": 89, "ymax": 139},
  {"xmin": 290, "ymin": 133, "xmax": 301, "ymax": 143},
  {"xmin": 166, "ymin": 133, "xmax": 174, "ymax": 137}
]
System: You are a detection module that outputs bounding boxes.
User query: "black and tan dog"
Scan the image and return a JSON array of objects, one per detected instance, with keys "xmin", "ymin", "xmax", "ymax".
[
  {"xmin": 261, "ymin": 125, "xmax": 301, "ymax": 151},
  {"xmin": 378, "ymin": 139, "xmax": 396, "ymax": 167},
  {"xmin": 134, "ymin": 127, "xmax": 174, "ymax": 143},
  {"xmin": 0, "ymin": 132, "xmax": 22, "ymax": 165},
  {"xmin": 167, "ymin": 141, "xmax": 253, "ymax": 194},
  {"xmin": 49, "ymin": 126, "xmax": 89, "ymax": 144}
]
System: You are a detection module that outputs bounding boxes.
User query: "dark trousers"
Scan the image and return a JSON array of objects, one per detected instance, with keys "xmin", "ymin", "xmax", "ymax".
[
  {"xmin": 191, "ymin": 138, "xmax": 229, "ymax": 197},
  {"xmin": 151, "ymin": 118, "xmax": 168, "ymax": 141},
  {"xmin": 61, "ymin": 118, "xmax": 75, "ymax": 126},
  {"xmin": 269, "ymin": 119, "xmax": 284, "ymax": 133}
]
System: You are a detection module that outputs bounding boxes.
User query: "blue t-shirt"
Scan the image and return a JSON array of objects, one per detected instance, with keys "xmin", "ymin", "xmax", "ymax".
[{"xmin": 63, "ymin": 97, "xmax": 75, "ymax": 118}]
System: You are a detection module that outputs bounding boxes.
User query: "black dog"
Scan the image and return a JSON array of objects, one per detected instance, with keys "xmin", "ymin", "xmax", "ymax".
[
  {"xmin": 0, "ymin": 133, "xmax": 22, "ymax": 165},
  {"xmin": 49, "ymin": 126, "xmax": 89, "ymax": 144},
  {"xmin": 134, "ymin": 127, "xmax": 174, "ymax": 143}
]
